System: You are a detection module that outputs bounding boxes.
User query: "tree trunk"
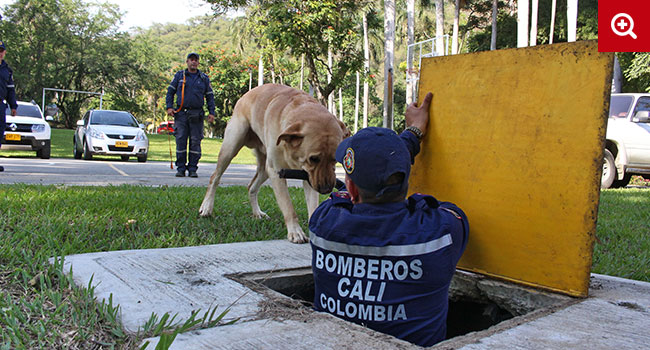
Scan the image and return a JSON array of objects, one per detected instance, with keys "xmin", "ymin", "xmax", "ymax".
[
  {"xmin": 406, "ymin": 0, "xmax": 415, "ymax": 104},
  {"xmin": 328, "ymin": 49, "xmax": 334, "ymax": 113},
  {"xmin": 567, "ymin": 0, "xmax": 578, "ymax": 42},
  {"xmin": 258, "ymin": 54, "xmax": 264, "ymax": 86},
  {"xmin": 452, "ymin": 0, "xmax": 460, "ymax": 54},
  {"xmin": 435, "ymin": 0, "xmax": 445, "ymax": 55},
  {"xmin": 355, "ymin": 71, "xmax": 360, "ymax": 133},
  {"xmin": 384, "ymin": 0, "xmax": 395, "ymax": 129},
  {"xmin": 491, "ymin": 0, "xmax": 498, "ymax": 50},
  {"xmin": 363, "ymin": 13, "xmax": 370, "ymax": 129},
  {"xmin": 530, "ymin": 0, "xmax": 538, "ymax": 46},
  {"xmin": 549, "ymin": 0, "xmax": 557, "ymax": 44},
  {"xmin": 300, "ymin": 54, "xmax": 304, "ymax": 90},
  {"xmin": 517, "ymin": 0, "xmax": 529, "ymax": 48},
  {"xmin": 612, "ymin": 55, "xmax": 622, "ymax": 93},
  {"xmin": 338, "ymin": 88, "xmax": 343, "ymax": 122}
]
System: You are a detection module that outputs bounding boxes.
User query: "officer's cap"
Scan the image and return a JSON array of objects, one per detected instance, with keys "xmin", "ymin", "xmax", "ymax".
[
  {"xmin": 335, "ymin": 127, "xmax": 411, "ymax": 198},
  {"xmin": 0, "ymin": 41, "xmax": 6, "ymax": 50},
  {"xmin": 187, "ymin": 52, "xmax": 199, "ymax": 60}
]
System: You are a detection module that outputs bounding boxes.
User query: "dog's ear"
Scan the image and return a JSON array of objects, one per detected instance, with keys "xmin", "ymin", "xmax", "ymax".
[
  {"xmin": 337, "ymin": 120, "xmax": 351, "ymax": 139},
  {"xmin": 277, "ymin": 122, "xmax": 304, "ymax": 147}
]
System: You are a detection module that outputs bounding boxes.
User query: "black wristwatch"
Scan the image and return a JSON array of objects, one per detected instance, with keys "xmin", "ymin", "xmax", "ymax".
[{"xmin": 405, "ymin": 126, "xmax": 423, "ymax": 140}]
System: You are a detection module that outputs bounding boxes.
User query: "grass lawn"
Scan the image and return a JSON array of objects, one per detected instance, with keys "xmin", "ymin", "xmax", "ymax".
[
  {"xmin": 0, "ymin": 184, "xmax": 648, "ymax": 349},
  {"xmin": 0, "ymin": 128, "xmax": 257, "ymax": 164}
]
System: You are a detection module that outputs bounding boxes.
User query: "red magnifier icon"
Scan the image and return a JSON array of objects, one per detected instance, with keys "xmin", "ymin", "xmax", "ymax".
[{"xmin": 611, "ymin": 13, "xmax": 638, "ymax": 39}]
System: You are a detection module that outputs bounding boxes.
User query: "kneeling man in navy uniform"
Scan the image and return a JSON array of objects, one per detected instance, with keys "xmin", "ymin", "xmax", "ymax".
[{"xmin": 310, "ymin": 93, "xmax": 469, "ymax": 347}]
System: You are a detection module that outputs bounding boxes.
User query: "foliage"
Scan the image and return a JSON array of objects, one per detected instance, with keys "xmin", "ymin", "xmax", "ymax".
[
  {"xmin": 0, "ymin": 0, "xmax": 166, "ymax": 127},
  {"xmin": 618, "ymin": 53, "xmax": 650, "ymax": 93},
  {"xmin": 464, "ymin": 0, "xmax": 598, "ymax": 52},
  {"xmin": 197, "ymin": 45, "xmax": 258, "ymax": 136},
  {"xmin": 206, "ymin": 0, "xmax": 371, "ymax": 105}
]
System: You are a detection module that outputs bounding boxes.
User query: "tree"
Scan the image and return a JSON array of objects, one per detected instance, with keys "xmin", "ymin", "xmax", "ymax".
[
  {"xmin": 206, "ymin": 0, "xmax": 369, "ymax": 107},
  {"xmin": 491, "ymin": 0, "xmax": 498, "ymax": 50},
  {"xmin": 198, "ymin": 46, "xmax": 258, "ymax": 136},
  {"xmin": 0, "ymin": 0, "xmax": 163, "ymax": 127},
  {"xmin": 435, "ymin": 0, "xmax": 444, "ymax": 54},
  {"xmin": 384, "ymin": 0, "xmax": 395, "ymax": 129},
  {"xmin": 517, "ymin": 0, "xmax": 529, "ymax": 47}
]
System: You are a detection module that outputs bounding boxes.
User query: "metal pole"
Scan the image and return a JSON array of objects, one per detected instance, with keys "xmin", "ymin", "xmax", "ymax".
[{"xmin": 42, "ymin": 88, "xmax": 45, "ymax": 117}]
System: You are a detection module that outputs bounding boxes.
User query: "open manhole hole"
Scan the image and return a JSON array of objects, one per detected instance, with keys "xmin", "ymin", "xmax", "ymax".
[{"xmin": 237, "ymin": 268, "xmax": 572, "ymax": 341}]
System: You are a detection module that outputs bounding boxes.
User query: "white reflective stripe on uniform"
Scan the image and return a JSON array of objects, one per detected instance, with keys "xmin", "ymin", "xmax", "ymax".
[
  {"xmin": 189, "ymin": 150, "xmax": 201, "ymax": 155},
  {"xmin": 168, "ymin": 85, "xmax": 176, "ymax": 90},
  {"xmin": 206, "ymin": 91, "xmax": 214, "ymax": 95},
  {"xmin": 7, "ymin": 84, "xmax": 14, "ymax": 88},
  {"xmin": 310, "ymin": 231, "xmax": 452, "ymax": 257}
]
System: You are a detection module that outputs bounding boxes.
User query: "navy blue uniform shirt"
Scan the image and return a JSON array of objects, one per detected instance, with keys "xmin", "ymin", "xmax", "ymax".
[
  {"xmin": 0, "ymin": 60, "xmax": 17, "ymax": 110},
  {"xmin": 165, "ymin": 69, "xmax": 215, "ymax": 115},
  {"xmin": 309, "ymin": 131, "xmax": 469, "ymax": 347}
]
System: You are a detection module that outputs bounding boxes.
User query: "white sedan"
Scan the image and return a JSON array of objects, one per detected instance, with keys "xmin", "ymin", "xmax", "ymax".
[
  {"xmin": 1, "ymin": 101, "xmax": 52, "ymax": 159},
  {"xmin": 73, "ymin": 109, "xmax": 148, "ymax": 162}
]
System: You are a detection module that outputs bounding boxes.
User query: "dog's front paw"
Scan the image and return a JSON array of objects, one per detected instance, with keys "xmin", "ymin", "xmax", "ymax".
[
  {"xmin": 287, "ymin": 226, "xmax": 309, "ymax": 244},
  {"xmin": 252, "ymin": 210, "xmax": 270, "ymax": 219},
  {"xmin": 198, "ymin": 201, "xmax": 214, "ymax": 217}
]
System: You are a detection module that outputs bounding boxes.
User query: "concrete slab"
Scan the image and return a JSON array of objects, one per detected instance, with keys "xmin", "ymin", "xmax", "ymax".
[
  {"xmin": 61, "ymin": 242, "xmax": 650, "ymax": 350},
  {"xmin": 61, "ymin": 240, "xmax": 313, "ymax": 332},
  {"xmin": 141, "ymin": 318, "xmax": 415, "ymax": 350}
]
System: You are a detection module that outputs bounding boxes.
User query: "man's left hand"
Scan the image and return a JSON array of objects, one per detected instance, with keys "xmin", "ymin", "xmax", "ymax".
[
  {"xmin": 208, "ymin": 114, "xmax": 215, "ymax": 123},
  {"xmin": 10, "ymin": 109, "xmax": 16, "ymax": 116}
]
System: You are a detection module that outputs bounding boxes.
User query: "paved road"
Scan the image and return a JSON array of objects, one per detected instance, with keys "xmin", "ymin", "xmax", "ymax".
[{"xmin": 0, "ymin": 157, "xmax": 345, "ymax": 187}]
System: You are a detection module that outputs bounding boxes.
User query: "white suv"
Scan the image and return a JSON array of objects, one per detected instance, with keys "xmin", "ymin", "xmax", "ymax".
[
  {"xmin": 602, "ymin": 93, "xmax": 650, "ymax": 188},
  {"xmin": 1, "ymin": 101, "xmax": 52, "ymax": 159}
]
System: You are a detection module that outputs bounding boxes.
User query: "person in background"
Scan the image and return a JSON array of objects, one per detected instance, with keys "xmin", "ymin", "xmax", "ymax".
[
  {"xmin": 309, "ymin": 93, "xmax": 470, "ymax": 347},
  {"xmin": 0, "ymin": 40, "xmax": 18, "ymax": 173},
  {"xmin": 165, "ymin": 52, "xmax": 215, "ymax": 178}
]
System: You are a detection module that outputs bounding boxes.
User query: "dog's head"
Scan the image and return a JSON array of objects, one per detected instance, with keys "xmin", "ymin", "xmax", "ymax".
[{"xmin": 277, "ymin": 117, "xmax": 350, "ymax": 194}]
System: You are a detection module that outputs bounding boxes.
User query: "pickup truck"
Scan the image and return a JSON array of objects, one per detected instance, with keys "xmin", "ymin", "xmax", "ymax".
[{"xmin": 602, "ymin": 93, "xmax": 650, "ymax": 188}]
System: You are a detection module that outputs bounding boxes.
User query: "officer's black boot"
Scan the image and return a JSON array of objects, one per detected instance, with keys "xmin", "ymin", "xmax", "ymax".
[
  {"xmin": 175, "ymin": 169, "xmax": 185, "ymax": 177},
  {"xmin": 0, "ymin": 165, "xmax": 4, "ymax": 172}
]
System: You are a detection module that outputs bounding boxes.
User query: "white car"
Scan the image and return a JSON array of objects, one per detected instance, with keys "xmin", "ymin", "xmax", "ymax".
[
  {"xmin": 1, "ymin": 101, "xmax": 52, "ymax": 159},
  {"xmin": 73, "ymin": 109, "xmax": 148, "ymax": 162},
  {"xmin": 602, "ymin": 93, "xmax": 650, "ymax": 188}
]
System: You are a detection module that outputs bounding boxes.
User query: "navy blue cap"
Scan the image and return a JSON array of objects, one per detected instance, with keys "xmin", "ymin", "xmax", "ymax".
[
  {"xmin": 336, "ymin": 127, "xmax": 410, "ymax": 198},
  {"xmin": 187, "ymin": 52, "xmax": 199, "ymax": 60},
  {"xmin": 0, "ymin": 41, "xmax": 6, "ymax": 50}
]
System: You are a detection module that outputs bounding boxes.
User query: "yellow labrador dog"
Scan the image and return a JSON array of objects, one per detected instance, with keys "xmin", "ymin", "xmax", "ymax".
[{"xmin": 199, "ymin": 84, "xmax": 349, "ymax": 243}]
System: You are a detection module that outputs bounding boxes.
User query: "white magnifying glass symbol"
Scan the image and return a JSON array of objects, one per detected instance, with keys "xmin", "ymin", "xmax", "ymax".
[{"xmin": 611, "ymin": 13, "xmax": 638, "ymax": 39}]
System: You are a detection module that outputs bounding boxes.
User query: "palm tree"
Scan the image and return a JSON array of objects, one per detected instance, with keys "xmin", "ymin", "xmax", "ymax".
[
  {"xmin": 384, "ymin": 0, "xmax": 395, "ymax": 129},
  {"xmin": 491, "ymin": 0, "xmax": 498, "ymax": 50},
  {"xmin": 517, "ymin": 0, "xmax": 529, "ymax": 47},
  {"xmin": 435, "ymin": 0, "xmax": 444, "ymax": 55},
  {"xmin": 567, "ymin": 0, "xmax": 578, "ymax": 42},
  {"xmin": 452, "ymin": 0, "xmax": 460, "ymax": 54},
  {"xmin": 530, "ymin": 0, "xmax": 539, "ymax": 46},
  {"xmin": 406, "ymin": 0, "xmax": 415, "ymax": 104},
  {"xmin": 363, "ymin": 12, "xmax": 370, "ymax": 129},
  {"xmin": 549, "ymin": 0, "xmax": 557, "ymax": 44}
]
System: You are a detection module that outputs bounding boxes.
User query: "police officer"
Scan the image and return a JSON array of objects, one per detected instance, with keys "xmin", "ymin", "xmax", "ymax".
[
  {"xmin": 166, "ymin": 52, "xmax": 215, "ymax": 177},
  {"xmin": 0, "ymin": 40, "xmax": 18, "ymax": 173},
  {"xmin": 309, "ymin": 93, "xmax": 470, "ymax": 347}
]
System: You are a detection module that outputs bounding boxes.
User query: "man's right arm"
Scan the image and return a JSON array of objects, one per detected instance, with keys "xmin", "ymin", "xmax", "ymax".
[
  {"xmin": 400, "ymin": 92, "xmax": 433, "ymax": 163},
  {"xmin": 165, "ymin": 72, "xmax": 180, "ymax": 113}
]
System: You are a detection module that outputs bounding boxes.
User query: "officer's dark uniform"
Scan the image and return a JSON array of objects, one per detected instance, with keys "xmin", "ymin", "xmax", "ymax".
[
  {"xmin": 309, "ymin": 128, "xmax": 469, "ymax": 347},
  {"xmin": 0, "ymin": 40, "xmax": 18, "ymax": 173},
  {"xmin": 165, "ymin": 54, "xmax": 215, "ymax": 176}
]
